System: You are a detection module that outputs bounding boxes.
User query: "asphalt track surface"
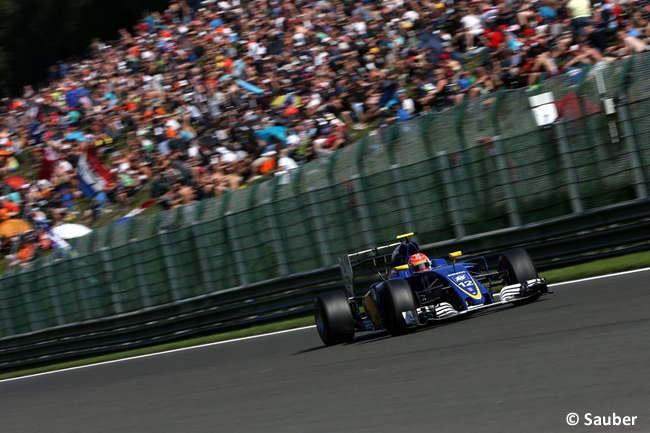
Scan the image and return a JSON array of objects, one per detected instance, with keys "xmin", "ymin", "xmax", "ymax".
[{"xmin": 1, "ymin": 270, "xmax": 649, "ymax": 433}]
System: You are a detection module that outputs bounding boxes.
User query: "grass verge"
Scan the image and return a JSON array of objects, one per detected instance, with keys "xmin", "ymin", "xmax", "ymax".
[
  {"xmin": 1, "ymin": 251, "xmax": 649, "ymax": 381},
  {"xmin": 542, "ymin": 251, "xmax": 650, "ymax": 283}
]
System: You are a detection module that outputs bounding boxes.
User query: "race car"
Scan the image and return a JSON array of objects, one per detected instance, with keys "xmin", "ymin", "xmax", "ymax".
[{"xmin": 314, "ymin": 233, "xmax": 550, "ymax": 346}]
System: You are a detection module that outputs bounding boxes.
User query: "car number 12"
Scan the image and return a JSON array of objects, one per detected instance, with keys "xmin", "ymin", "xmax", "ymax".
[{"xmin": 450, "ymin": 272, "xmax": 475, "ymax": 290}]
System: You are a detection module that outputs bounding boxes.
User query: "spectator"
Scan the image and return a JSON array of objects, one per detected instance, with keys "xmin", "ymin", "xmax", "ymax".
[
  {"xmin": 566, "ymin": 0, "xmax": 593, "ymax": 37},
  {"xmin": 398, "ymin": 91, "xmax": 415, "ymax": 117},
  {"xmin": 460, "ymin": 7, "xmax": 485, "ymax": 50},
  {"xmin": 614, "ymin": 28, "xmax": 648, "ymax": 55}
]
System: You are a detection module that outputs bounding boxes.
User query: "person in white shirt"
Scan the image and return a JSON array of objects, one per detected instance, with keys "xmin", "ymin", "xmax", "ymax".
[
  {"xmin": 292, "ymin": 31, "xmax": 306, "ymax": 46},
  {"xmin": 277, "ymin": 150, "xmax": 298, "ymax": 171},
  {"xmin": 275, "ymin": 149, "xmax": 299, "ymax": 184},
  {"xmin": 286, "ymin": 131, "xmax": 301, "ymax": 149},
  {"xmin": 460, "ymin": 8, "xmax": 484, "ymax": 50},
  {"xmin": 352, "ymin": 15, "xmax": 367, "ymax": 35},
  {"xmin": 400, "ymin": 92, "xmax": 415, "ymax": 114},
  {"xmin": 313, "ymin": 48, "xmax": 329, "ymax": 66},
  {"xmin": 56, "ymin": 155, "xmax": 73, "ymax": 174},
  {"xmin": 403, "ymin": 10, "xmax": 419, "ymax": 23}
]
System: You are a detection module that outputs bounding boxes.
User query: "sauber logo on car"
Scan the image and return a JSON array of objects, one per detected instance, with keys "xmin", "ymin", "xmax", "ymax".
[{"xmin": 448, "ymin": 271, "xmax": 482, "ymax": 299}]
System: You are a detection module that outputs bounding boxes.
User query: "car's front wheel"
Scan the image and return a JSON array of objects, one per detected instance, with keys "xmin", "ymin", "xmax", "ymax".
[
  {"xmin": 498, "ymin": 248, "xmax": 541, "ymax": 304},
  {"xmin": 380, "ymin": 279, "xmax": 418, "ymax": 336},
  {"xmin": 314, "ymin": 290, "xmax": 355, "ymax": 346}
]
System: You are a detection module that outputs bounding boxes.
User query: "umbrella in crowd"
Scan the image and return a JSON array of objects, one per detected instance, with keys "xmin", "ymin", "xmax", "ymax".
[
  {"xmin": 65, "ymin": 131, "xmax": 87, "ymax": 142},
  {"xmin": 271, "ymin": 94, "xmax": 301, "ymax": 108},
  {"xmin": 3, "ymin": 176, "xmax": 26, "ymax": 190},
  {"xmin": 237, "ymin": 79, "xmax": 265, "ymax": 95},
  {"xmin": 0, "ymin": 219, "xmax": 32, "ymax": 238},
  {"xmin": 51, "ymin": 223, "xmax": 92, "ymax": 239},
  {"xmin": 254, "ymin": 126, "xmax": 288, "ymax": 144}
]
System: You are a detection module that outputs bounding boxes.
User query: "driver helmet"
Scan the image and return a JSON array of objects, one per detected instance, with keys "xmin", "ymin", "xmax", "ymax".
[{"xmin": 408, "ymin": 253, "xmax": 431, "ymax": 272}]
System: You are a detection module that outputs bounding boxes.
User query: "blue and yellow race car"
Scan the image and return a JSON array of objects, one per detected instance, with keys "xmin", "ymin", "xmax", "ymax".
[{"xmin": 314, "ymin": 233, "xmax": 550, "ymax": 346}]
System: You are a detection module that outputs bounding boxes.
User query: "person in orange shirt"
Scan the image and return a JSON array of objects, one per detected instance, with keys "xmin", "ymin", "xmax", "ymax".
[
  {"xmin": 223, "ymin": 58, "xmax": 234, "ymax": 74},
  {"xmin": 166, "ymin": 126, "xmax": 178, "ymax": 139},
  {"xmin": 17, "ymin": 243, "xmax": 36, "ymax": 263},
  {"xmin": 6, "ymin": 233, "xmax": 38, "ymax": 266},
  {"xmin": 39, "ymin": 233, "xmax": 53, "ymax": 250},
  {"xmin": 2, "ymin": 200, "xmax": 20, "ymax": 216}
]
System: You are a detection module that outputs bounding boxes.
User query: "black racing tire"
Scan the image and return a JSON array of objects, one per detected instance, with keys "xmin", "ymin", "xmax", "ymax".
[
  {"xmin": 380, "ymin": 279, "xmax": 418, "ymax": 336},
  {"xmin": 498, "ymin": 248, "xmax": 538, "ymax": 284},
  {"xmin": 314, "ymin": 290, "xmax": 355, "ymax": 346},
  {"xmin": 498, "ymin": 248, "xmax": 541, "ymax": 304}
]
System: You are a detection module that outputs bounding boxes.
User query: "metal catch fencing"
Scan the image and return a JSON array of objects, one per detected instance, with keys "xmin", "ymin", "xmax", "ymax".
[
  {"xmin": 1, "ymin": 52, "xmax": 650, "ymax": 341},
  {"xmin": 0, "ymin": 200, "xmax": 648, "ymax": 372}
]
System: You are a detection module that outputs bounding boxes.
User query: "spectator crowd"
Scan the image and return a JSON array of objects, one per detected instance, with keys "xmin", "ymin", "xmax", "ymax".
[{"xmin": 1, "ymin": 0, "xmax": 650, "ymax": 266}]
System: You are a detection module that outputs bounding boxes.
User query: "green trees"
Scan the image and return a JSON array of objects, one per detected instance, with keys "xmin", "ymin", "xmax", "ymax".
[{"xmin": 0, "ymin": 0, "xmax": 167, "ymax": 96}]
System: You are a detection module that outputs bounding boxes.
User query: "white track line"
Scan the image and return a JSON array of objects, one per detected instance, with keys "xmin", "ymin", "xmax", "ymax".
[
  {"xmin": 2, "ymin": 268, "xmax": 650, "ymax": 383},
  {"xmin": 0, "ymin": 326, "xmax": 315, "ymax": 383},
  {"xmin": 547, "ymin": 267, "xmax": 650, "ymax": 286}
]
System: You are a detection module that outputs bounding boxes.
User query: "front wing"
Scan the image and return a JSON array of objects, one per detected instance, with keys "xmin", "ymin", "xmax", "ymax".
[{"xmin": 403, "ymin": 277, "xmax": 550, "ymax": 326}]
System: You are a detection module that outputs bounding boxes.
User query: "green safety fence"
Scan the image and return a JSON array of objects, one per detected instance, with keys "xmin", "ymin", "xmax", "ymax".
[
  {"xmin": 1, "ymin": 52, "xmax": 650, "ymax": 339},
  {"xmin": 1, "ymin": 201, "xmax": 649, "ymax": 372}
]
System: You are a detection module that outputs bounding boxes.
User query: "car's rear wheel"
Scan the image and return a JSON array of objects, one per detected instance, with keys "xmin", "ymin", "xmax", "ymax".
[
  {"xmin": 380, "ymin": 279, "xmax": 418, "ymax": 336},
  {"xmin": 498, "ymin": 248, "xmax": 541, "ymax": 304},
  {"xmin": 314, "ymin": 290, "xmax": 355, "ymax": 346}
]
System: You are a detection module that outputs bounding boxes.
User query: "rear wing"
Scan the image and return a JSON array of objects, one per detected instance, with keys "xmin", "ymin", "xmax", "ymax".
[{"xmin": 339, "ymin": 233, "xmax": 417, "ymax": 297}]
